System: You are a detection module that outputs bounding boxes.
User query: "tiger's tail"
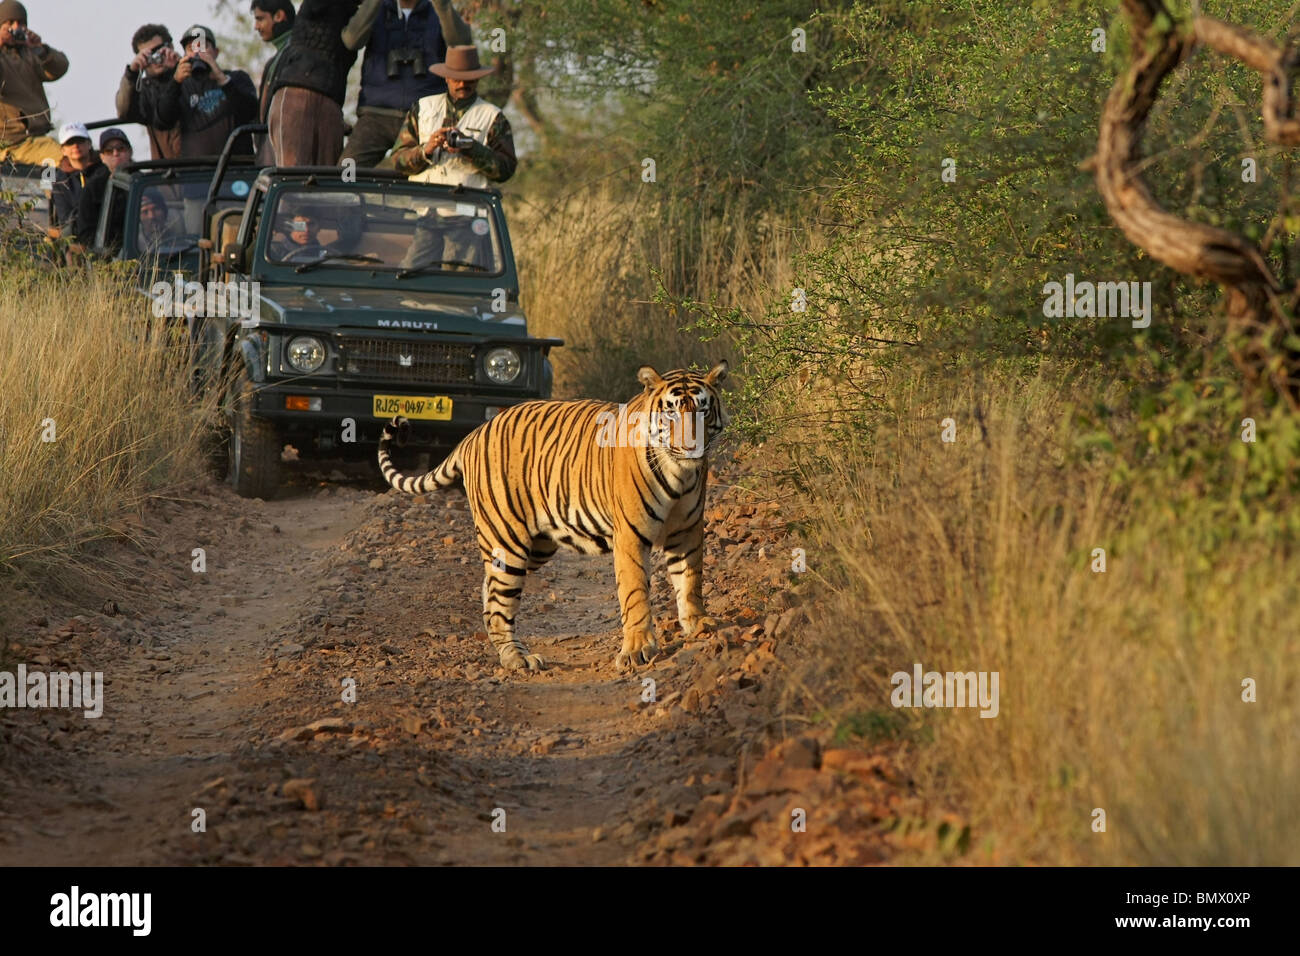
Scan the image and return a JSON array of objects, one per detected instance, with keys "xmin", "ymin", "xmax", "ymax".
[{"xmin": 377, "ymin": 415, "xmax": 462, "ymax": 494}]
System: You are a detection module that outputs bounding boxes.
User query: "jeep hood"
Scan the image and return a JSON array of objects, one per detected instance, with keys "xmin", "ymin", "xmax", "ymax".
[{"xmin": 252, "ymin": 285, "xmax": 527, "ymax": 335}]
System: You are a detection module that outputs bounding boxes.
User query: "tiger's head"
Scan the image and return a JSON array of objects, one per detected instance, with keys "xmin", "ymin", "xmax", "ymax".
[{"xmin": 636, "ymin": 360, "xmax": 730, "ymax": 461}]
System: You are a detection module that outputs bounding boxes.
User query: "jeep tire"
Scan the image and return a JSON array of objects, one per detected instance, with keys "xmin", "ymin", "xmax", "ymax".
[{"xmin": 227, "ymin": 361, "xmax": 281, "ymax": 499}]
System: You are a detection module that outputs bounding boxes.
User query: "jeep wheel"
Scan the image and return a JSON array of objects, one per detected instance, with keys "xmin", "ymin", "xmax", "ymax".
[
  {"xmin": 204, "ymin": 421, "xmax": 231, "ymax": 479},
  {"xmin": 227, "ymin": 363, "xmax": 281, "ymax": 499}
]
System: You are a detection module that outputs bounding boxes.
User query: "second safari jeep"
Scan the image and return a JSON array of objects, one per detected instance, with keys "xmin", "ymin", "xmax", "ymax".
[{"xmin": 197, "ymin": 167, "xmax": 561, "ymax": 498}]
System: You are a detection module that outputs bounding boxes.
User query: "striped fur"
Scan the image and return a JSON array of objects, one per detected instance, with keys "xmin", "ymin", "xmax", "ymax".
[{"xmin": 378, "ymin": 361, "xmax": 729, "ymax": 671}]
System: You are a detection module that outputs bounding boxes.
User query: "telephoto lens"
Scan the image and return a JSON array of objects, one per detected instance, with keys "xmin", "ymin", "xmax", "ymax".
[{"xmin": 190, "ymin": 57, "xmax": 211, "ymax": 76}]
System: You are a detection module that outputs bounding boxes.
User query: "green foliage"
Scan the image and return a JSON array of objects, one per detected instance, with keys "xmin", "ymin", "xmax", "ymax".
[
  {"xmin": 1069, "ymin": 338, "xmax": 1300, "ymax": 547},
  {"xmin": 0, "ymin": 187, "xmax": 65, "ymax": 289},
  {"xmin": 831, "ymin": 707, "xmax": 915, "ymax": 745},
  {"xmin": 506, "ymin": 0, "xmax": 849, "ymax": 211},
  {"xmin": 677, "ymin": 0, "xmax": 1300, "ymax": 443}
]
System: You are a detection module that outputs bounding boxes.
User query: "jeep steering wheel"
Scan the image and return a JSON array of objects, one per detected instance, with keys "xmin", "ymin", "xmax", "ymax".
[{"xmin": 279, "ymin": 245, "xmax": 328, "ymax": 263}]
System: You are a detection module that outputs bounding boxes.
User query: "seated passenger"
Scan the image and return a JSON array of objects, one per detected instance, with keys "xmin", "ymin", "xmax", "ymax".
[
  {"xmin": 138, "ymin": 188, "xmax": 185, "ymax": 251},
  {"xmin": 49, "ymin": 122, "xmax": 108, "ymax": 245},
  {"xmin": 268, "ymin": 209, "xmax": 331, "ymax": 262}
]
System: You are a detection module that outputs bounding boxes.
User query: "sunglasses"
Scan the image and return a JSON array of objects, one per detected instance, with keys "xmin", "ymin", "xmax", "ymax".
[{"xmin": 102, "ymin": 145, "xmax": 131, "ymax": 154}]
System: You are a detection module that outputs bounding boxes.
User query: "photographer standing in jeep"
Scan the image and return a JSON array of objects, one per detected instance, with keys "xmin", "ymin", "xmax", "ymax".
[
  {"xmin": 389, "ymin": 45, "xmax": 515, "ymax": 188},
  {"xmin": 115, "ymin": 24, "xmax": 181, "ymax": 161},
  {"xmin": 147, "ymin": 24, "xmax": 257, "ymax": 159},
  {"xmin": 390, "ymin": 45, "xmax": 515, "ymax": 273},
  {"xmin": 0, "ymin": 0, "xmax": 68, "ymax": 167},
  {"xmin": 251, "ymin": 0, "xmax": 294, "ymax": 164},
  {"xmin": 339, "ymin": 0, "xmax": 471, "ymax": 169}
]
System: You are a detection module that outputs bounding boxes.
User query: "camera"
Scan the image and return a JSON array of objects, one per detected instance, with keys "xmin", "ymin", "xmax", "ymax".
[
  {"xmin": 147, "ymin": 48, "xmax": 169, "ymax": 66},
  {"xmin": 189, "ymin": 56, "xmax": 211, "ymax": 76},
  {"xmin": 386, "ymin": 46, "xmax": 426, "ymax": 79},
  {"xmin": 9, "ymin": 26, "xmax": 27, "ymax": 43},
  {"xmin": 445, "ymin": 129, "xmax": 476, "ymax": 151}
]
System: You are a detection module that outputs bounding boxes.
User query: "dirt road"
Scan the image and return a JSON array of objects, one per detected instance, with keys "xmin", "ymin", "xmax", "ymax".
[{"xmin": 0, "ymin": 458, "xmax": 919, "ymax": 866}]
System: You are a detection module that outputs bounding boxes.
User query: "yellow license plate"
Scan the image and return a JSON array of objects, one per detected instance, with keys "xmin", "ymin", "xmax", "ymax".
[{"xmin": 372, "ymin": 394, "xmax": 453, "ymax": 420}]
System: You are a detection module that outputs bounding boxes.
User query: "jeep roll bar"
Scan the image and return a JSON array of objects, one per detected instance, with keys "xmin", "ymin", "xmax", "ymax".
[{"xmin": 204, "ymin": 122, "xmax": 268, "ymax": 226}]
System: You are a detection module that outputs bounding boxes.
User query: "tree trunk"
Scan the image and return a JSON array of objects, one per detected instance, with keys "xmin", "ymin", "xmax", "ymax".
[{"xmin": 1094, "ymin": 0, "xmax": 1300, "ymax": 408}]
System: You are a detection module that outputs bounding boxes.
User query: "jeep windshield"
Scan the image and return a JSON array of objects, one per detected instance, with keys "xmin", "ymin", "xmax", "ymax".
[
  {"xmin": 263, "ymin": 187, "xmax": 505, "ymax": 276},
  {"xmin": 127, "ymin": 173, "xmax": 252, "ymax": 258}
]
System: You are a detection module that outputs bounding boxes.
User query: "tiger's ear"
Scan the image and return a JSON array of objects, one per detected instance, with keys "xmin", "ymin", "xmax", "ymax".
[
  {"xmin": 637, "ymin": 365, "xmax": 664, "ymax": 390},
  {"xmin": 704, "ymin": 360, "xmax": 729, "ymax": 385}
]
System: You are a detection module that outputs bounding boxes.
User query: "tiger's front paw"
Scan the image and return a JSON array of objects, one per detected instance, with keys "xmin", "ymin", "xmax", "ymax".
[
  {"xmin": 615, "ymin": 630, "xmax": 659, "ymax": 670},
  {"xmin": 498, "ymin": 644, "xmax": 544, "ymax": 672}
]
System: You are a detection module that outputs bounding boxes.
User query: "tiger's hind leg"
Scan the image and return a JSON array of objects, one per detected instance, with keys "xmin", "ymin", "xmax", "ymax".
[
  {"xmin": 480, "ymin": 541, "xmax": 543, "ymax": 671},
  {"xmin": 665, "ymin": 517, "xmax": 717, "ymax": 639}
]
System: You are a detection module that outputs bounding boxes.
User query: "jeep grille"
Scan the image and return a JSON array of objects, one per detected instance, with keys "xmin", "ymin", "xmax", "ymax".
[{"xmin": 337, "ymin": 337, "xmax": 476, "ymax": 385}]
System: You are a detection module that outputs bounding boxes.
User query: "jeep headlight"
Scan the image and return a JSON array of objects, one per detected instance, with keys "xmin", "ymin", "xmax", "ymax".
[
  {"xmin": 286, "ymin": 336, "xmax": 327, "ymax": 373},
  {"xmin": 483, "ymin": 347, "xmax": 521, "ymax": 385}
]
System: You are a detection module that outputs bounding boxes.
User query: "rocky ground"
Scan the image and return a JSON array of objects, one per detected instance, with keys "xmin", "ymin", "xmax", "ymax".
[{"xmin": 0, "ymin": 450, "xmax": 945, "ymax": 866}]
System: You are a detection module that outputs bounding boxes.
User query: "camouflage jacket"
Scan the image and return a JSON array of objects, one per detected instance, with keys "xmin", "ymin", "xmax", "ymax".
[{"xmin": 389, "ymin": 94, "xmax": 516, "ymax": 183}]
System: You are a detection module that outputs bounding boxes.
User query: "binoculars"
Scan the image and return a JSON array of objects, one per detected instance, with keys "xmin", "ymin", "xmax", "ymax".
[{"xmin": 386, "ymin": 46, "xmax": 425, "ymax": 78}]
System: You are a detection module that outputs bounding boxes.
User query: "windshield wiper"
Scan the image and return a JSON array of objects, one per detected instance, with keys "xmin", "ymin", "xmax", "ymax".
[
  {"xmin": 395, "ymin": 259, "xmax": 490, "ymax": 278},
  {"xmin": 294, "ymin": 253, "xmax": 383, "ymax": 273}
]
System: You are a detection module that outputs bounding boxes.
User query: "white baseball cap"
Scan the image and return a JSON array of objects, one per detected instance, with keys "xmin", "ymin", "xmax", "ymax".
[{"xmin": 57, "ymin": 122, "xmax": 91, "ymax": 145}]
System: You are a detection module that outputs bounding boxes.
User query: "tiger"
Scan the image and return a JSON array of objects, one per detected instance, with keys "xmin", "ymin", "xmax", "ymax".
[{"xmin": 377, "ymin": 361, "xmax": 730, "ymax": 672}]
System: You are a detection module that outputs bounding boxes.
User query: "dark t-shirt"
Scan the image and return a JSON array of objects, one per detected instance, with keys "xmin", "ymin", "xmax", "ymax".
[{"xmin": 155, "ymin": 69, "xmax": 259, "ymax": 157}]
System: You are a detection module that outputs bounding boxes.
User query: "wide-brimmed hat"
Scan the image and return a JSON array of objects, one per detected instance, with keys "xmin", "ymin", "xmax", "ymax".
[{"xmin": 429, "ymin": 45, "xmax": 494, "ymax": 80}]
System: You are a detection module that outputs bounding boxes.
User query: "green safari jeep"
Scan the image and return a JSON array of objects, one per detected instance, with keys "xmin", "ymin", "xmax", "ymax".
[{"xmin": 195, "ymin": 166, "xmax": 561, "ymax": 498}]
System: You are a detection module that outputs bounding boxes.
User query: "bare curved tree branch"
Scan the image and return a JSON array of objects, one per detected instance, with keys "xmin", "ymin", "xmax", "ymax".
[{"xmin": 1095, "ymin": 0, "xmax": 1300, "ymax": 407}]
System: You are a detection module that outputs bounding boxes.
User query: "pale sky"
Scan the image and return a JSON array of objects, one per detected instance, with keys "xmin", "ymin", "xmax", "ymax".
[{"xmin": 27, "ymin": 0, "xmax": 258, "ymax": 155}]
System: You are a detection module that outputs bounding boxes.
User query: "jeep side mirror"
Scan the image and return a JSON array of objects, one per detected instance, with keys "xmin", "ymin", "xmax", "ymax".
[{"xmin": 223, "ymin": 241, "xmax": 244, "ymax": 270}]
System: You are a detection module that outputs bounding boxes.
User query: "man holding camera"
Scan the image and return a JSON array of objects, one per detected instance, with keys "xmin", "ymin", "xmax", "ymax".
[
  {"xmin": 268, "ymin": 205, "xmax": 335, "ymax": 263},
  {"xmin": 148, "ymin": 25, "xmax": 257, "ymax": 159},
  {"xmin": 0, "ymin": 0, "xmax": 68, "ymax": 167},
  {"xmin": 391, "ymin": 46, "xmax": 514, "ymax": 273},
  {"xmin": 390, "ymin": 45, "xmax": 515, "ymax": 188},
  {"xmin": 339, "ymin": 0, "xmax": 470, "ymax": 169},
  {"xmin": 116, "ymin": 24, "xmax": 182, "ymax": 161}
]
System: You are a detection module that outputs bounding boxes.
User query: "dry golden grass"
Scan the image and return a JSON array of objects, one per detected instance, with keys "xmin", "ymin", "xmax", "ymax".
[
  {"xmin": 508, "ymin": 184, "xmax": 795, "ymax": 399},
  {"xmin": 0, "ymin": 268, "xmax": 208, "ymax": 589},
  {"xmin": 787, "ymin": 364, "xmax": 1300, "ymax": 865}
]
